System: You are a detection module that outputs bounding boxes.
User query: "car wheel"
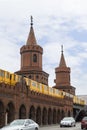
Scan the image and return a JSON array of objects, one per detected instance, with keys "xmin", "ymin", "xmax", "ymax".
[
  {"xmin": 71, "ymin": 123, "xmax": 73, "ymax": 127},
  {"xmin": 81, "ymin": 125, "xmax": 83, "ymax": 129},
  {"xmin": 60, "ymin": 125, "xmax": 62, "ymax": 127},
  {"xmin": 35, "ymin": 127, "xmax": 38, "ymax": 130},
  {"xmin": 74, "ymin": 124, "xmax": 76, "ymax": 127}
]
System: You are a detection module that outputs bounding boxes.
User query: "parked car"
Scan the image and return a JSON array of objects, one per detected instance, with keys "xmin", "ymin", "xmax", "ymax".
[
  {"xmin": 0, "ymin": 119, "xmax": 39, "ymax": 130},
  {"xmin": 81, "ymin": 116, "xmax": 87, "ymax": 129},
  {"xmin": 60, "ymin": 117, "xmax": 76, "ymax": 127}
]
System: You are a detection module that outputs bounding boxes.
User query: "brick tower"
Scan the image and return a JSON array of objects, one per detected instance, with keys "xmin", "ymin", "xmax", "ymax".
[
  {"xmin": 54, "ymin": 45, "xmax": 75, "ymax": 95},
  {"xmin": 16, "ymin": 16, "xmax": 49, "ymax": 85}
]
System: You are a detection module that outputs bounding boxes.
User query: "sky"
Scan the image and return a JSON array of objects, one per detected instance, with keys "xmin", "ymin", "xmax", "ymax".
[{"xmin": 0, "ymin": 0, "xmax": 87, "ymax": 95}]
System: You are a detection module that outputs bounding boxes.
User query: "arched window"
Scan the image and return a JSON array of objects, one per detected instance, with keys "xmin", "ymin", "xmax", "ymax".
[
  {"xmin": 29, "ymin": 75, "xmax": 31, "ymax": 79},
  {"xmin": 33, "ymin": 54, "xmax": 37, "ymax": 62},
  {"xmin": 36, "ymin": 75, "xmax": 39, "ymax": 79}
]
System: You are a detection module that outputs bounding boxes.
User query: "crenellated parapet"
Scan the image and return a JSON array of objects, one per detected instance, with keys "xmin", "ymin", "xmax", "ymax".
[{"xmin": 20, "ymin": 45, "xmax": 43, "ymax": 54}]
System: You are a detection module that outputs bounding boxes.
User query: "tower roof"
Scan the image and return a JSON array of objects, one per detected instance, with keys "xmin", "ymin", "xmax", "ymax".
[
  {"xmin": 26, "ymin": 16, "xmax": 37, "ymax": 45},
  {"xmin": 59, "ymin": 45, "xmax": 67, "ymax": 67}
]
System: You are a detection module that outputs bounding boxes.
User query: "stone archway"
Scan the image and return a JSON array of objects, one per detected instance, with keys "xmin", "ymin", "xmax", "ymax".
[
  {"xmin": 76, "ymin": 110, "xmax": 86, "ymax": 122},
  {"xmin": 53, "ymin": 109, "xmax": 56, "ymax": 124},
  {"xmin": 61, "ymin": 110, "xmax": 65, "ymax": 120},
  {"xmin": 0, "ymin": 101, "xmax": 4, "ymax": 127},
  {"xmin": 42, "ymin": 107, "xmax": 47, "ymax": 125},
  {"xmin": 68, "ymin": 110, "xmax": 71, "ymax": 117},
  {"xmin": 7, "ymin": 102, "xmax": 15, "ymax": 124},
  {"xmin": 36, "ymin": 106, "xmax": 41, "ymax": 125},
  {"xmin": 48, "ymin": 108, "xmax": 52, "ymax": 124},
  {"xmin": 19, "ymin": 104, "xmax": 26, "ymax": 119},
  {"xmin": 29, "ymin": 105, "xmax": 35, "ymax": 121},
  {"xmin": 57, "ymin": 109, "xmax": 61, "ymax": 123}
]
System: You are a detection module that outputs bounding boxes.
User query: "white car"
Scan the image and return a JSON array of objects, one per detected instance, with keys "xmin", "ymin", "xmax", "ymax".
[
  {"xmin": 60, "ymin": 117, "xmax": 76, "ymax": 127},
  {"xmin": 0, "ymin": 119, "xmax": 39, "ymax": 130}
]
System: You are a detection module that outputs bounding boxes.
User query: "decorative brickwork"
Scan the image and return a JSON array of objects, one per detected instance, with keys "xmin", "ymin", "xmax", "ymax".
[{"xmin": 0, "ymin": 17, "xmax": 74, "ymax": 127}]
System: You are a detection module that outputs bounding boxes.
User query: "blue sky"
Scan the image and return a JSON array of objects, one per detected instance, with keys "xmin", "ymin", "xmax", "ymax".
[{"xmin": 0, "ymin": 0, "xmax": 87, "ymax": 95}]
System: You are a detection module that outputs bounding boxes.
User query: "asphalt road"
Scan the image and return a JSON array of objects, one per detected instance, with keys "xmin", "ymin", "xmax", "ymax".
[{"xmin": 39, "ymin": 122, "xmax": 81, "ymax": 130}]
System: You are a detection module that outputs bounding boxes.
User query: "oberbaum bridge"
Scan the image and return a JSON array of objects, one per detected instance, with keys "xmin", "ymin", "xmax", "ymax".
[{"xmin": 0, "ymin": 17, "xmax": 87, "ymax": 127}]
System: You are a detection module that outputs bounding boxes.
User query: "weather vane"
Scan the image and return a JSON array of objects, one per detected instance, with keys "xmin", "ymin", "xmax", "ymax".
[
  {"xmin": 30, "ymin": 16, "xmax": 33, "ymax": 27},
  {"xmin": 61, "ymin": 45, "xmax": 63, "ymax": 53}
]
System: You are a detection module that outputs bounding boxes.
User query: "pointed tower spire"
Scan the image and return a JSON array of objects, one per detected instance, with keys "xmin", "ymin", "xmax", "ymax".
[
  {"xmin": 53, "ymin": 45, "xmax": 74, "ymax": 93},
  {"xmin": 59, "ymin": 45, "xmax": 66, "ymax": 67},
  {"xmin": 16, "ymin": 17, "xmax": 49, "ymax": 85},
  {"xmin": 26, "ymin": 16, "xmax": 37, "ymax": 45}
]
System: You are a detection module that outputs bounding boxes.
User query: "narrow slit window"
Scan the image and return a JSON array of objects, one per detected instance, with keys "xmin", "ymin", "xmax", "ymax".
[{"xmin": 33, "ymin": 54, "xmax": 37, "ymax": 62}]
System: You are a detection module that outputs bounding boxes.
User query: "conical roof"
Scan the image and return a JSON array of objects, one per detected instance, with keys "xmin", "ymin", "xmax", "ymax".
[
  {"xmin": 26, "ymin": 16, "xmax": 37, "ymax": 45},
  {"xmin": 59, "ymin": 45, "xmax": 67, "ymax": 67}
]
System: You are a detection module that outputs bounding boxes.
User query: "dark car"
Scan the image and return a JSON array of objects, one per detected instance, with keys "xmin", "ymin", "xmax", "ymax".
[{"xmin": 81, "ymin": 116, "xmax": 87, "ymax": 129}]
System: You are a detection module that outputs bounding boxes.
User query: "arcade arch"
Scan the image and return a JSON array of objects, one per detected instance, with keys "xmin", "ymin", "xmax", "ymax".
[
  {"xmin": 48, "ymin": 108, "xmax": 52, "ymax": 124},
  {"xmin": 53, "ymin": 109, "xmax": 57, "ymax": 124},
  {"xmin": 36, "ymin": 106, "xmax": 41, "ymax": 125},
  {"xmin": 19, "ymin": 104, "xmax": 26, "ymax": 119},
  {"xmin": 42, "ymin": 107, "xmax": 47, "ymax": 125},
  {"xmin": 0, "ymin": 101, "xmax": 4, "ymax": 127},
  {"xmin": 76, "ymin": 109, "xmax": 87, "ymax": 121},
  {"xmin": 7, "ymin": 102, "xmax": 15, "ymax": 124},
  {"xmin": 29, "ymin": 105, "xmax": 36, "ymax": 121},
  {"xmin": 57, "ymin": 109, "xmax": 61, "ymax": 123},
  {"xmin": 0, "ymin": 99, "xmax": 70, "ymax": 126}
]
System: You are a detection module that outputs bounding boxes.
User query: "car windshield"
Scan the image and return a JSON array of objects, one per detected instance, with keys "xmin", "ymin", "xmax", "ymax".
[
  {"xmin": 63, "ymin": 117, "xmax": 73, "ymax": 121},
  {"xmin": 10, "ymin": 120, "xmax": 25, "ymax": 126},
  {"xmin": 83, "ymin": 117, "xmax": 87, "ymax": 120}
]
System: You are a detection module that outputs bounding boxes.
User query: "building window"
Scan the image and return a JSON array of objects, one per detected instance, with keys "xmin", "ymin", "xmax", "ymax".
[
  {"xmin": 68, "ymin": 90, "xmax": 70, "ymax": 92},
  {"xmin": 29, "ymin": 75, "xmax": 31, "ymax": 79},
  {"xmin": 36, "ymin": 75, "xmax": 39, "ymax": 79},
  {"xmin": 33, "ymin": 54, "xmax": 37, "ymax": 62}
]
